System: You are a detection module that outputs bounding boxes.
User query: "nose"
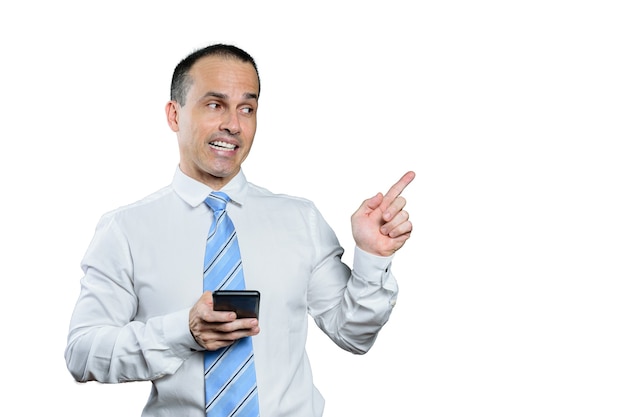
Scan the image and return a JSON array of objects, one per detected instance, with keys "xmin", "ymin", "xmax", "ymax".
[{"xmin": 220, "ymin": 109, "xmax": 241, "ymax": 135}]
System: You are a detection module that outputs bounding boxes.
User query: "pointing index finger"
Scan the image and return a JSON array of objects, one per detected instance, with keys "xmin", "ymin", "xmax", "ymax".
[{"xmin": 381, "ymin": 171, "xmax": 415, "ymax": 212}]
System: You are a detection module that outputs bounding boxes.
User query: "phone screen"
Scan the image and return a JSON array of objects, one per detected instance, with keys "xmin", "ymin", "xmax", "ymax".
[{"xmin": 212, "ymin": 290, "xmax": 260, "ymax": 318}]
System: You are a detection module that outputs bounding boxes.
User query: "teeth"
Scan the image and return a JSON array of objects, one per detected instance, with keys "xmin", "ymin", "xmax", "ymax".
[{"xmin": 209, "ymin": 141, "xmax": 236, "ymax": 150}]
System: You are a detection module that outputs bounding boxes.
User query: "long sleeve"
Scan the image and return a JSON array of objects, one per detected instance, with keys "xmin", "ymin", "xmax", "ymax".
[
  {"xmin": 65, "ymin": 211, "xmax": 199, "ymax": 383},
  {"xmin": 305, "ymin": 207, "xmax": 398, "ymax": 354}
]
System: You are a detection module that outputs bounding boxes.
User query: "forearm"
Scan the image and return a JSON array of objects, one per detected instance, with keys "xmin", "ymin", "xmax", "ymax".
[
  {"xmin": 312, "ymin": 246, "xmax": 398, "ymax": 354},
  {"xmin": 65, "ymin": 308, "xmax": 197, "ymax": 383}
]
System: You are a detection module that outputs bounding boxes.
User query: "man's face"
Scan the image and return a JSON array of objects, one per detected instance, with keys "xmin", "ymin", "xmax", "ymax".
[{"xmin": 166, "ymin": 55, "xmax": 259, "ymax": 189}]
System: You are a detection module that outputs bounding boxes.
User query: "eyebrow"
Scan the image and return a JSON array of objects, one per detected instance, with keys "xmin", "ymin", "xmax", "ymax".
[{"xmin": 200, "ymin": 91, "xmax": 258, "ymax": 101}]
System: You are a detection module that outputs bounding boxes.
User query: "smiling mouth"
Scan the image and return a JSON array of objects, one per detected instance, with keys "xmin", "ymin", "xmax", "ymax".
[{"xmin": 209, "ymin": 140, "xmax": 237, "ymax": 151}]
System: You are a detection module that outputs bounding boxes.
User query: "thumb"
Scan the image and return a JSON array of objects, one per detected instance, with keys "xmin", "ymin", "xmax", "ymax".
[{"xmin": 358, "ymin": 192, "xmax": 384, "ymax": 214}]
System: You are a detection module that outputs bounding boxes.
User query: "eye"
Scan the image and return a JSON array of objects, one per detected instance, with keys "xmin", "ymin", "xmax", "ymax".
[
  {"xmin": 207, "ymin": 102, "xmax": 221, "ymax": 110},
  {"xmin": 241, "ymin": 106, "xmax": 255, "ymax": 115}
]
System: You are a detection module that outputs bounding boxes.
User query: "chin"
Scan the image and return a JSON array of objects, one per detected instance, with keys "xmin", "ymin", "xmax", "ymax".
[{"xmin": 206, "ymin": 166, "xmax": 239, "ymax": 181}]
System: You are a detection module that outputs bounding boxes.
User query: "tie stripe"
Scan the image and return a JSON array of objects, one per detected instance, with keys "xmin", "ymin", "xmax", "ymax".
[{"xmin": 203, "ymin": 191, "xmax": 260, "ymax": 417}]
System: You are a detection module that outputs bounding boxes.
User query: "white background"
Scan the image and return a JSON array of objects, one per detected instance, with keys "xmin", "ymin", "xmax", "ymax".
[{"xmin": 1, "ymin": 1, "xmax": 625, "ymax": 416}]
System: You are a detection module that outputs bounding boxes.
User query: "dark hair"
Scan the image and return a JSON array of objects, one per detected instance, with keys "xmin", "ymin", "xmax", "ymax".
[{"xmin": 170, "ymin": 44, "xmax": 260, "ymax": 106}]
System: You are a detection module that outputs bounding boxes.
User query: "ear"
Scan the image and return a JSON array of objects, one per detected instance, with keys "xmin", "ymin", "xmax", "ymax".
[{"xmin": 165, "ymin": 100, "xmax": 180, "ymax": 132}]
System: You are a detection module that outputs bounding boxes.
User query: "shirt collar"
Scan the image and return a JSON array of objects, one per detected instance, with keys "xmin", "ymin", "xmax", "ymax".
[{"xmin": 172, "ymin": 166, "xmax": 248, "ymax": 208}]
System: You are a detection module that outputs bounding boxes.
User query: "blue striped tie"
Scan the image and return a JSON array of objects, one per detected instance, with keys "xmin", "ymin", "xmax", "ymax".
[{"xmin": 203, "ymin": 191, "xmax": 259, "ymax": 417}]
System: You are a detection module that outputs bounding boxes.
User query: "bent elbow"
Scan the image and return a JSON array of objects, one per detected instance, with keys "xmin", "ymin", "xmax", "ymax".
[{"xmin": 65, "ymin": 342, "xmax": 91, "ymax": 382}]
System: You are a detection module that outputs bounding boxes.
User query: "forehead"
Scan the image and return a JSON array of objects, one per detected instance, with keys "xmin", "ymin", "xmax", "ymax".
[{"xmin": 187, "ymin": 56, "xmax": 259, "ymax": 98}]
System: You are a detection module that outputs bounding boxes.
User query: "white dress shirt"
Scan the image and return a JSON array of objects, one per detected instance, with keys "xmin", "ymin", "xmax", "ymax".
[{"xmin": 65, "ymin": 167, "xmax": 398, "ymax": 417}]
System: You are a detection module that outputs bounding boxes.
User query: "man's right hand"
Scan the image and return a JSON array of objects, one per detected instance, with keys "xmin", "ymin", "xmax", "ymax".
[{"xmin": 189, "ymin": 291, "xmax": 260, "ymax": 351}]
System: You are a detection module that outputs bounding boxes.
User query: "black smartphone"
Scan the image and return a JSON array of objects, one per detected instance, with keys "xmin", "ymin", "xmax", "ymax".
[{"xmin": 212, "ymin": 290, "xmax": 260, "ymax": 318}]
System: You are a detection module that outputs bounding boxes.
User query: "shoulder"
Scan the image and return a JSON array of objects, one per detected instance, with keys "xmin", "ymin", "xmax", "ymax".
[
  {"xmin": 246, "ymin": 182, "xmax": 317, "ymax": 212},
  {"xmin": 99, "ymin": 184, "xmax": 178, "ymax": 223}
]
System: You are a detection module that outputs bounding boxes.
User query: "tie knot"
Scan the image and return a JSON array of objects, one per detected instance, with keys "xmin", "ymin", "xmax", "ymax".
[{"xmin": 205, "ymin": 191, "xmax": 230, "ymax": 213}]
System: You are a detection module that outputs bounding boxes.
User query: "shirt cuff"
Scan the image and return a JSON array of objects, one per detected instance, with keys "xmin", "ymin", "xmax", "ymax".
[
  {"xmin": 352, "ymin": 246, "xmax": 394, "ymax": 285},
  {"xmin": 161, "ymin": 308, "xmax": 203, "ymax": 355}
]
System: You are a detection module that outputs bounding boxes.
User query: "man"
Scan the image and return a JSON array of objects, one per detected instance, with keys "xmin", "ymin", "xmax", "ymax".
[{"xmin": 65, "ymin": 43, "xmax": 414, "ymax": 416}]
